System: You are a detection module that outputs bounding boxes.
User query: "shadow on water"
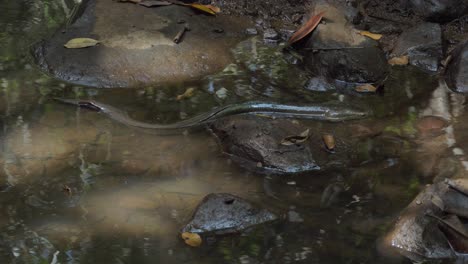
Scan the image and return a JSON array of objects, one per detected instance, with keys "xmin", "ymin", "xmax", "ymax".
[{"xmin": 2, "ymin": 0, "xmax": 467, "ymax": 264}]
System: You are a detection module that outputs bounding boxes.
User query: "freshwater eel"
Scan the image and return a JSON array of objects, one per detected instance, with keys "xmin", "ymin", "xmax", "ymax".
[{"xmin": 54, "ymin": 98, "xmax": 368, "ymax": 131}]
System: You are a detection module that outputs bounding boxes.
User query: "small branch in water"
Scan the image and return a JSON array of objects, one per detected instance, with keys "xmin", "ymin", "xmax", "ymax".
[{"xmin": 174, "ymin": 24, "xmax": 190, "ymax": 44}]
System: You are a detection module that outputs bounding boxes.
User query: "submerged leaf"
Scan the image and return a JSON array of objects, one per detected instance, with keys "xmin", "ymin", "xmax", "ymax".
[
  {"xmin": 176, "ymin": 87, "xmax": 196, "ymax": 100},
  {"xmin": 138, "ymin": 0, "xmax": 172, "ymax": 7},
  {"xmin": 355, "ymin": 84, "xmax": 377, "ymax": 93},
  {"xmin": 322, "ymin": 133, "xmax": 335, "ymax": 151},
  {"xmin": 64, "ymin": 38, "xmax": 100, "ymax": 49},
  {"xmin": 357, "ymin": 31, "xmax": 382, "ymax": 40},
  {"xmin": 288, "ymin": 11, "xmax": 325, "ymax": 45},
  {"xmin": 281, "ymin": 129, "xmax": 310, "ymax": 146},
  {"xmin": 388, "ymin": 55, "xmax": 409, "ymax": 66},
  {"xmin": 181, "ymin": 232, "xmax": 202, "ymax": 247}
]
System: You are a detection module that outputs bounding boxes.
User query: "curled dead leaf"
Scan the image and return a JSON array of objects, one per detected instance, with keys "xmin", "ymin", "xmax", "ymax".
[
  {"xmin": 322, "ymin": 133, "xmax": 335, "ymax": 151},
  {"xmin": 181, "ymin": 232, "xmax": 202, "ymax": 247},
  {"xmin": 64, "ymin": 38, "xmax": 100, "ymax": 49},
  {"xmin": 288, "ymin": 11, "xmax": 325, "ymax": 45},
  {"xmin": 355, "ymin": 84, "xmax": 377, "ymax": 93},
  {"xmin": 281, "ymin": 129, "xmax": 310, "ymax": 146},
  {"xmin": 176, "ymin": 87, "xmax": 196, "ymax": 100},
  {"xmin": 357, "ymin": 31, "xmax": 382, "ymax": 40},
  {"xmin": 388, "ymin": 55, "xmax": 409, "ymax": 66}
]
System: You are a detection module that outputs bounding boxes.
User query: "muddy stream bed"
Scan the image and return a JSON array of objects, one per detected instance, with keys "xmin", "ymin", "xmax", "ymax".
[{"xmin": 1, "ymin": 0, "xmax": 468, "ymax": 263}]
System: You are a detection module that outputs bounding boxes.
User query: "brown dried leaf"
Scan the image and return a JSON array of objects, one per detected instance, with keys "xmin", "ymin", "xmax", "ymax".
[
  {"xmin": 357, "ymin": 31, "xmax": 382, "ymax": 40},
  {"xmin": 355, "ymin": 84, "xmax": 377, "ymax": 93},
  {"xmin": 138, "ymin": 0, "xmax": 172, "ymax": 7},
  {"xmin": 181, "ymin": 232, "xmax": 202, "ymax": 247},
  {"xmin": 322, "ymin": 134, "xmax": 335, "ymax": 150},
  {"xmin": 388, "ymin": 55, "xmax": 409, "ymax": 65},
  {"xmin": 281, "ymin": 129, "xmax": 310, "ymax": 146},
  {"xmin": 288, "ymin": 11, "xmax": 325, "ymax": 45},
  {"xmin": 176, "ymin": 87, "xmax": 196, "ymax": 100}
]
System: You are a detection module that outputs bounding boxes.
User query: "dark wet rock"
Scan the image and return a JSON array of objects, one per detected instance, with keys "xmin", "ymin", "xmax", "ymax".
[
  {"xmin": 263, "ymin": 28, "xmax": 280, "ymax": 43},
  {"xmin": 392, "ymin": 23, "xmax": 442, "ymax": 72},
  {"xmin": 382, "ymin": 182, "xmax": 454, "ymax": 261},
  {"xmin": 383, "ymin": 178, "xmax": 468, "ymax": 261},
  {"xmin": 302, "ymin": 1, "xmax": 389, "ymax": 86},
  {"xmin": 181, "ymin": 193, "xmax": 277, "ymax": 234},
  {"xmin": 446, "ymin": 41, "xmax": 468, "ymax": 93},
  {"xmin": 408, "ymin": 0, "xmax": 468, "ymax": 22},
  {"xmin": 210, "ymin": 116, "xmax": 320, "ymax": 174},
  {"xmin": 304, "ymin": 77, "xmax": 336, "ymax": 92},
  {"xmin": 33, "ymin": 0, "xmax": 250, "ymax": 88},
  {"xmin": 442, "ymin": 15, "xmax": 468, "ymax": 50}
]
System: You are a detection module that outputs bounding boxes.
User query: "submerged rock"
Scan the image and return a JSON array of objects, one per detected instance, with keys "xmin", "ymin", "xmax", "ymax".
[
  {"xmin": 182, "ymin": 193, "xmax": 277, "ymax": 234},
  {"xmin": 301, "ymin": 1, "xmax": 388, "ymax": 86},
  {"xmin": 210, "ymin": 116, "xmax": 320, "ymax": 174},
  {"xmin": 446, "ymin": 41, "xmax": 468, "ymax": 93},
  {"xmin": 408, "ymin": 0, "xmax": 468, "ymax": 22},
  {"xmin": 392, "ymin": 23, "xmax": 442, "ymax": 72},
  {"xmin": 382, "ymin": 178, "xmax": 468, "ymax": 261},
  {"xmin": 33, "ymin": 0, "xmax": 250, "ymax": 88}
]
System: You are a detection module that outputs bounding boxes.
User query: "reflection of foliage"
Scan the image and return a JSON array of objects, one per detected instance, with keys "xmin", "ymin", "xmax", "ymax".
[{"xmin": 0, "ymin": 0, "xmax": 68, "ymax": 63}]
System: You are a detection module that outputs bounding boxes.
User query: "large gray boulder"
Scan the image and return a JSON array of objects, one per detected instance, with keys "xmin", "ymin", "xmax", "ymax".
[
  {"xmin": 392, "ymin": 23, "xmax": 442, "ymax": 72},
  {"xmin": 446, "ymin": 41, "xmax": 468, "ymax": 93},
  {"xmin": 33, "ymin": 0, "xmax": 250, "ymax": 88}
]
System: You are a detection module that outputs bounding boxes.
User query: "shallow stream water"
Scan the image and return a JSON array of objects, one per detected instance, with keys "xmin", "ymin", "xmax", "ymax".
[{"xmin": 1, "ymin": 1, "xmax": 468, "ymax": 263}]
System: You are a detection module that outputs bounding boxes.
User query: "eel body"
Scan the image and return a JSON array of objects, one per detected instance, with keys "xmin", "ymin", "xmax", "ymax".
[{"xmin": 55, "ymin": 98, "xmax": 368, "ymax": 131}]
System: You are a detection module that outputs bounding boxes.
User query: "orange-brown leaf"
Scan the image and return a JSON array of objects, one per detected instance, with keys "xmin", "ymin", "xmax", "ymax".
[{"xmin": 288, "ymin": 11, "xmax": 325, "ymax": 45}]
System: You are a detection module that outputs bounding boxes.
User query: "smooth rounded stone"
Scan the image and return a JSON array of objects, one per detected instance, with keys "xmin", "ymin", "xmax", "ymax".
[
  {"xmin": 181, "ymin": 193, "xmax": 277, "ymax": 234},
  {"xmin": 392, "ymin": 23, "xmax": 442, "ymax": 72},
  {"xmin": 210, "ymin": 115, "xmax": 320, "ymax": 175},
  {"xmin": 446, "ymin": 41, "xmax": 468, "ymax": 93},
  {"xmin": 304, "ymin": 77, "xmax": 336, "ymax": 92},
  {"xmin": 302, "ymin": 1, "xmax": 388, "ymax": 85},
  {"xmin": 408, "ymin": 0, "xmax": 468, "ymax": 22},
  {"xmin": 245, "ymin": 28, "xmax": 258, "ymax": 35},
  {"xmin": 33, "ymin": 0, "xmax": 250, "ymax": 88}
]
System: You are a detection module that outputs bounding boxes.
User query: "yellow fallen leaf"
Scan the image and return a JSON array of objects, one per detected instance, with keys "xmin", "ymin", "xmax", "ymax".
[
  {"xmin": 176, "ymin": 87, "xmax": 196, "ymax": 100},
  {"xmin": 388, "ymin": 55, "xmax": 409, "ymax": 65},
  {"xmin": 64, "ymin": 38, "xmax": 100, "ymax": 49},
  {"xmin": 187, "ymin": 3, "xmax": 216, "ymax": 15},
  {"xmin": 355, "ymin": 84, "xmax": 377, "ymax": 93},
  {"xmin": 205, "ymin": 4, "xmax": 220, "ymax": 13},
  {"xmin": 357, "ymin": 31, "xmax": 382, "ymax": 40},
  {"xmin": 181, "ymin": 232, "xmax": 202, "ymax": 247}
]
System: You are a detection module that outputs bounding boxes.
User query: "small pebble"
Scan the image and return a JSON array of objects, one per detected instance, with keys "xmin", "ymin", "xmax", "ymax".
[
  {"xmin": 263, "ymin": 28, "xmax": 280, "ymax": 41},
  {"xmin": 245, "ymin": 28, "xmax": 258, "ymax": 35}
]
